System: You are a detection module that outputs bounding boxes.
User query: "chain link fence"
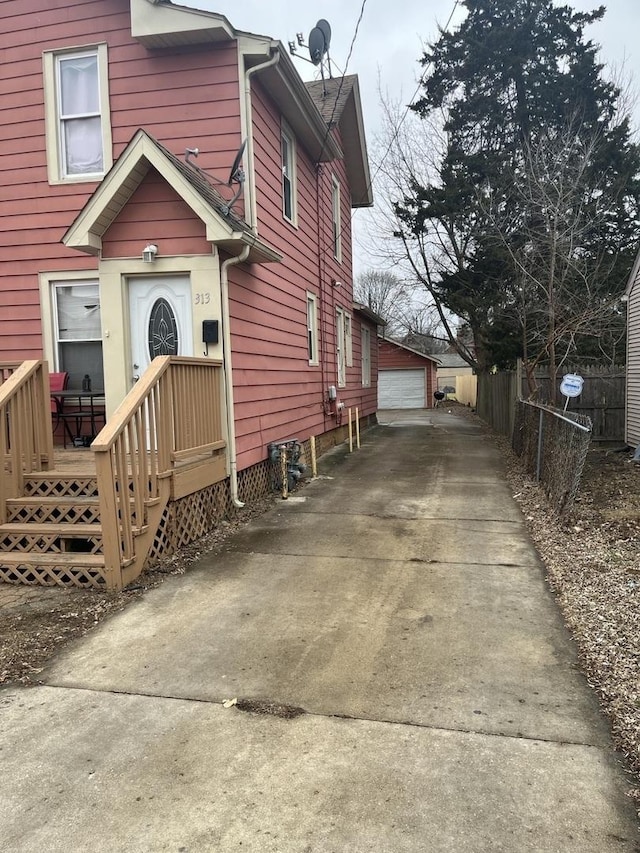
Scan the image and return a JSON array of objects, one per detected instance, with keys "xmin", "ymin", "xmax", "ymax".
[{"xmin": 512, "ymin": 400, "xmax": 592, "ymax": 514}]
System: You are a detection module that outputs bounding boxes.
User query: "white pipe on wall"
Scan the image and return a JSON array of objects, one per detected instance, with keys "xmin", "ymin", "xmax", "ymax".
[
  {"xmin": 244, "ymin": 48, "xmax": 280, "ymax": 230},
  {"xmin": 220, "ymin": 245, "xmax": 250, "ymax": 507}
]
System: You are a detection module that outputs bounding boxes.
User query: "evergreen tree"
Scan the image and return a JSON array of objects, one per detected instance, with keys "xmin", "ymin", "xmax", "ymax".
[{"xmin": 394, "ymin": 0, "xmax": 640, "ymax": 385}]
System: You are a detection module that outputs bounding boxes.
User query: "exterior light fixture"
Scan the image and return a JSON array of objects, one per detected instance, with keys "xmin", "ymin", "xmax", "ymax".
[{"xmin": 142, "ymin": 243, "xmax": 158, "ymax": 263}]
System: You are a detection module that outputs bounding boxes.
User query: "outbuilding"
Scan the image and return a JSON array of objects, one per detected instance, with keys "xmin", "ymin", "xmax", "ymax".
[{"xmin": 378, "ymin": 338, "xmax": 440, "ymax": 409}]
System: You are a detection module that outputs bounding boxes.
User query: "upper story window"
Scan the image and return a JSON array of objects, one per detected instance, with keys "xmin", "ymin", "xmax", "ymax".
[
  {"xmin": 281, "ymin": 124, "xmax": 297, "ymax": 224},
  {"xmin": 307, "ymin": 292, "xmax": 319, "ymax": 366},
  {"xmin": 332, "ymin": 175, "xmax": 342, "ymax": 262},
  {"xmin": 43, "ymin": 44, "xmax": 113, "ymax": 184}
]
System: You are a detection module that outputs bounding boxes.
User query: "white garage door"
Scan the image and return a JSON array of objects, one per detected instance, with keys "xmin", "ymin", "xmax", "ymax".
[{"xmin": 378, "ymin": 369, "xmax": 426, "ymax": 409}]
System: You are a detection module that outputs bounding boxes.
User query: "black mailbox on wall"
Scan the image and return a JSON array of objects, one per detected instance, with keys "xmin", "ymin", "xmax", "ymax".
[{"xmin": 202, "ymin": 320, "xmax": 219, "ymax": 344}]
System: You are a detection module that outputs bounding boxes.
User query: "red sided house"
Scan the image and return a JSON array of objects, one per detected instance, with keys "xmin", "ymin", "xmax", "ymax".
[
  {"xmin": 0, "ymin": 0, "xmax": 380, "ymax": 589},
  {"xmin": 378, "ymin": 339, "xmax": 440, "ymax": 409}
]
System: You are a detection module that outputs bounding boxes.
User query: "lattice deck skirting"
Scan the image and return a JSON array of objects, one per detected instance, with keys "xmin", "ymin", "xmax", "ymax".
[{"xmin": 0, "ymin": 562, "xmax": 107, "ymax": 588}]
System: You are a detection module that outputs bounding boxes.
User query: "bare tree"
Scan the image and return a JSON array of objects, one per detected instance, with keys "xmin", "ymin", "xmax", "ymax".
[
  {"xmin": 354, "ymin": 269, "xmax": 408, "ymax": 334},
  {"xmin": 360, "ymin": 94, "xmax": 481, "ymax": 366},
  {"xmin": 484, "ymin": 118, "xmax": 637, "ymax": 399}
]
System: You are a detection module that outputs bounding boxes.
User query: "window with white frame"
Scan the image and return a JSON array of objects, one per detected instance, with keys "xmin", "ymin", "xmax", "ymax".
[
  {"xmin": 306, "ymin": 292, "xmax": 319, "ymax": 365},
  {"xmin": 281, "ymin": 125, "xmax": 297, "ymax": 223},
  {"xmin": 52, "ymin": 281, "xmax": 104, "ymax": 389},
  {"xmin": 331, "ymin": 175, "xmax": 342, "ymax": 262},
  {"xmin": 345, "ymin": 313, "xmax": 353, "ymax": 367},
  {"xmin": 43, "ymin": 44, "xmax": 113, "ymax": 183},
  {"xmin": 361, "ymin": 325, "xmax": 371, "ymax": 387},
  {"xmin": 336, "ymin": 306, "xmax": 351, "ymax": 388}
]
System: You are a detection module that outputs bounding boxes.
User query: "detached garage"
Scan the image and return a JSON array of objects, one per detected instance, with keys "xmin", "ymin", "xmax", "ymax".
[{"xmin": 378, "ymin": 339, "xmax": 440, "ymax": 409}]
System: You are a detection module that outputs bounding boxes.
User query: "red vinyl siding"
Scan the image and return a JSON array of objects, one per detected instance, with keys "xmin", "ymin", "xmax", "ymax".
[
  {"xmin": 227, "ymin": 79, "xmax": 375, "ymax": 469},
  {"xmin": 0, "ymin": 0, "xmax": 375, "ymax": 471},
  {"xmin": 102, "ymin": 170, "xmax": 210, "ymax": 258},
  {"xmin": 0, "ymin": 0, "xmax": 241, "ymax": 358}
]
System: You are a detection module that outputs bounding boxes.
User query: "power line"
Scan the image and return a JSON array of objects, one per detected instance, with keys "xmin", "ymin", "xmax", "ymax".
[
  {"xmin": 315, "ymin": 0, "xmax": 369, "ymax": 167},
  {"xmin": 357, "ymin": 0, "xmax": 461, "ymax": 209}
]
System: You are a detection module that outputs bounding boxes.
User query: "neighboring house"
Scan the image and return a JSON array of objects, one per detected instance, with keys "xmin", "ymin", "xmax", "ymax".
[
  {"xmin": 436, "ymin": 352, "xmax": 476, "ymax": 401},
  {"xmin": 625, "ymin": 251, "xmax": 640, "ymax": 446},
  {"xmin": 1, "ymin": 0, "xmax": 376, "ymax": 473},
  {"xmin": 378, "ymin": 339, "xmax": 439, "ymax": 409}
]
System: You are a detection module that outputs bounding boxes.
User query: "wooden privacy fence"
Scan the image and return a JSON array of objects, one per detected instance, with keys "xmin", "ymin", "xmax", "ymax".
[
  {"xmin": 476, "ymin": 370, "xmax": 520, "ymax": 438},
  {"xmin": 93, "ymin": 356, "xmax": 226, "ymax": 589},
  {"xmin": 478, "ymin": 364, "xmax": 625, "ymax": 443},
  {"xmin": 454, "ymin": 374, "xmax": 477, "ymax": 407}
]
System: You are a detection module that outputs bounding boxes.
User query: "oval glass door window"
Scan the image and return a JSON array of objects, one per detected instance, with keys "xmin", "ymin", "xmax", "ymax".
[{"xmin": 148, "ymin": 297, "xmax": 179, "ymax": 358}]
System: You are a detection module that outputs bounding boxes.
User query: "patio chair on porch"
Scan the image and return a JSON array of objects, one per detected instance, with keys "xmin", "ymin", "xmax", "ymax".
[{"xmin": 49, "ymin": 372, "xmax": 68, "ymax": 429}]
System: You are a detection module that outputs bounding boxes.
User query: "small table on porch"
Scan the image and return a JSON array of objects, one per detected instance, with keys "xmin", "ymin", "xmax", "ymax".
[{"xmin": 50, "ymin": 389, "xmax": 106, "ymax": 448}]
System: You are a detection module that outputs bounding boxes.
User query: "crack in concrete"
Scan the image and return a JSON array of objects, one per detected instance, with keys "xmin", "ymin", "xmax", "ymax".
[{"xmin": 36, "ymin": 682, "xmax": 603, "ymax": 751}]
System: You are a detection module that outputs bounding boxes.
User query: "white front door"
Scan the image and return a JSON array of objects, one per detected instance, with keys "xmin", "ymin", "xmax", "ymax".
[{"xmin": 129, "ymin": 276, "xmax": 193, "ymax": 383}]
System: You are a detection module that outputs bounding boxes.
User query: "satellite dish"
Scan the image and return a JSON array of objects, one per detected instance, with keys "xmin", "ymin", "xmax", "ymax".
[
  {"xmin": 227, "ymin": 138, "xmax": 247, "ymax": 185},
  {"xmin": 221, "ymin": 139, "xmax": 247, "ymax": 216},
  {"xmin": 308, "ymin": 26, "xmax": 326, "ymax": 66},
  {"xmin": 316, "ymin": 19, "xmax": 331, "ymax": 52}
]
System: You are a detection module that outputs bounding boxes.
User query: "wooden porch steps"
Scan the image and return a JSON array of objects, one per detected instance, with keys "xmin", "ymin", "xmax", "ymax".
[
  {"xmin": 0, "ymin": 470, "xmax": 107, "ymax": 587},
  {"xmin": 1, "ymin": 356, "xmax": 225, "ymax": 590},
  {"xmin": 0, "ymin": 551, "xmax": 108, "ymax": 588},
  {"xmin": 0, "ymin": 466, "xmax": 153, "ymax": 587},
  {"xmin": 0, "ymin": 552, "xmax": 105, "ymax": 567},
  {"xmin": 1, "ymin": 522, "xmax": 103, "ymax": 536},
  {"xmin": 6, "ymin": 496, "xmax": 101, "ymax": 525}
]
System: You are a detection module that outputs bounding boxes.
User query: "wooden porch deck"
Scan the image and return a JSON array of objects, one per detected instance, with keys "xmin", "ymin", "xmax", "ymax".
[
  {"xmin": 1, "ymin": 357, "xmax": 227, "ymax": 589},
  {"xmin": 49, "ymin": 447, "xmax": 99, "ymax": 475}
]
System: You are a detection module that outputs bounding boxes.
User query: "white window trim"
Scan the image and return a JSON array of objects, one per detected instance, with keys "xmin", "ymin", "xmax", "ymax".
[
  {"xmin": 345, "ymin": 313, "xmax": 353, "ymax": 367},
  {"xmin": 281, "ymin": 122, "xmax": 298, "ymax": 226},
  {"xmin": 332, "ymin": 175, "xmax": 342, "ymax": 262},
  {"xmin": 336, "ymin": 306, "xmax": 346, "ymax": 388},
  {"xmin": 306, "ymin": 292, "xmax": 319, "ymax": 366},
  {"xmin": 39, "ymin": 270, "xmax": 102, "ymax": 374},
  {"xmin": 43, "ymin": 43, "xmax": 113, "ymax": 185},
  {"xmin": 361, "ymin": 325, "xmax": 371, "ymax": 387}
]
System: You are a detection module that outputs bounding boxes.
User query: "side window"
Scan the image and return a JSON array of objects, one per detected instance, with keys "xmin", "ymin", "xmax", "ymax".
[
  {"xmin": 332, "ymin": 175, "xmax": 342, "ymax": 262},
  {"xmin": 336, "ymin": 307, "xmax": 346, "ymax": 388},
  {"xmin": 281, "ymin": 125, "xmax": 297, "ymax": 224},
  {"xmin": 43, "ymin": 44, "xmax": 113, "ymax": 184},
  {"xmin": 361, "ymin": 325, "xmax": 371, "ymax": 387},
  {"xmin": 306, "ymin": 293, "xmax": 319, "ymax": 365},
  {"xmin": 52, "ymin": 281, "xmax": 104, "ymax": 389},
  {"xmin": 345, "ymin": 313, "xmax": 353, "ymax": 367}
]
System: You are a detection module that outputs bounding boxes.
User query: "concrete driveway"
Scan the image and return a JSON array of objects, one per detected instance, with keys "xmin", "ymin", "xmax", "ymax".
[{"xmin": 1, "ymin": 409, "xmax": 637, "ymax": 851}]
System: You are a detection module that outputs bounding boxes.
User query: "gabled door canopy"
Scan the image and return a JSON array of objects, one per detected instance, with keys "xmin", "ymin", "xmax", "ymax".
[{"xmin": 63, "ymin": 129, "xmax": 282, "ymax": 265}]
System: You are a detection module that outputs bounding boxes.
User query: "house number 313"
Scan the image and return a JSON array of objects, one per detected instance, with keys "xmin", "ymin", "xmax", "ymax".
[{"xmin": 194, "ymin": 292, "xmax": 211, "ymax": 305}]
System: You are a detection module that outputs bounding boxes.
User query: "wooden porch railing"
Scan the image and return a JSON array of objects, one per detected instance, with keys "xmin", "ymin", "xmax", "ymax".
[
  {"xmin": 0, "ymin": 361, "xmax": 54, "ymax": 524},
  {"xmin": 92, "ymin": 356, "xmax": 226, "ymax": 589}
]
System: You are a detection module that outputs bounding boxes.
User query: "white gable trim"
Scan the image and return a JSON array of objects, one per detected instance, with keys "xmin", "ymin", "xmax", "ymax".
[{"xmin": 63, "ymin": 130, "xmax": 281, "ymax": 264}]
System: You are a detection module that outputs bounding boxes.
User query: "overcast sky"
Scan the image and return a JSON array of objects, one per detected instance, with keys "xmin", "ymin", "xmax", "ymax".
[{"xmin": 192, "ymin": 1, "xmax": 640, "ymax": 273}]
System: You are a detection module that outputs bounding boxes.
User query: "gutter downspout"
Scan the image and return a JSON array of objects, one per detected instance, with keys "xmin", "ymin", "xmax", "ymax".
[
  {"xmin": 221, "ymin": 245, "xmax": 250, "ymax": 507},
  {"xmin": 221, "ymin": 49, "xmax": 280, "ymax": 506},
  {"xmin": 244, "ymin": 47, "xmax": 280, "ymax": 230}
]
